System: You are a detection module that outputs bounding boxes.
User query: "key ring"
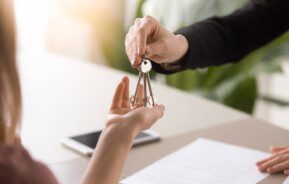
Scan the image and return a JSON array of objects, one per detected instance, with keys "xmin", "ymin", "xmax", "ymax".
[{"xmin": 130, "ymin": 57, "xmax": 155, "ymax": 107}]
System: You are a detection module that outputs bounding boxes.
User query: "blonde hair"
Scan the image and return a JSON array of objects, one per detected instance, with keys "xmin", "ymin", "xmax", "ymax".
[{"xmin": 0, "ymin": 0, "xmax": 21, "ymax": 144}]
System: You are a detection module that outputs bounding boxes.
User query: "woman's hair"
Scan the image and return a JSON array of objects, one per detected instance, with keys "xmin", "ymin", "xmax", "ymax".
[{"xmin": 0, "ymin": 0, "xmax": 21, "ymax": 144}]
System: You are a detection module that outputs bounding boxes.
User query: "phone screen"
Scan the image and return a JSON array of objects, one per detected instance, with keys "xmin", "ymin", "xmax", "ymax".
[{"xmin": 70, "ymin": 131, "xmax": 152, "ymax": 149}]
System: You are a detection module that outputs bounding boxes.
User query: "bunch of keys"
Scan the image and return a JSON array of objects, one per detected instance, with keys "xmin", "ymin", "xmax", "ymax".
[{"xmin": 130, "ymin": 58, "xmax": 155, "ymax": 107}]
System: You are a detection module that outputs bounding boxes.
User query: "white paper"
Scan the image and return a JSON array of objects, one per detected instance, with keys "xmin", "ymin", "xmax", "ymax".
[
  {"xmin": 283, "ymin": 177, "xmax": 289, "ymax": 184},
  {"xmin": 121, "ymin": 138, "xmax": 269, "ymax": 184}
]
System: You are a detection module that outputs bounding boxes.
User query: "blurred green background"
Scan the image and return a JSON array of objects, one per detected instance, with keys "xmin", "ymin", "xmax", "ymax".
[
  {"xmin": 101, "ymin": 0, "xmax": 289, "ymax": 114},
  {"xmin": 44, "ymin": 0, "xmax": 289, "ymax": 115}
]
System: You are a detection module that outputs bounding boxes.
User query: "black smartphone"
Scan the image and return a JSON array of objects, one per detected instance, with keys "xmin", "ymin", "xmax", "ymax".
[{"xmin": 62, "ymin": 130, "xmax": 160, "ymax": 156}]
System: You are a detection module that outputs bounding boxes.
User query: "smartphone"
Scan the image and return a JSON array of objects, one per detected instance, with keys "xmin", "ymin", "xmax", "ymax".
[{"xmin": 61, "ymin": 130, "xmax": 160, "ymax": 156}]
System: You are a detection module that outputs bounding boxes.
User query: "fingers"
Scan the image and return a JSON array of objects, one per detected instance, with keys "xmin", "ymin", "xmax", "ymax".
[
  {"xmin": 125, "ymin": 26, "xmax": 136, "ymax": 66},
  {"xmin": 136, "ymin": 16, "xmax": 156, "ymax": 56},
  {"xmin": 258, "ymin": 154, "xmax": 289, "ymax": 172},
  {"xmin": 121, "ymin": 76, "xmax": 130, "ymax": 108},
  {"xmin": 257, "ymin": 148, "xmax": 289, "ymax": 166},
  {"xmin": 110, "ymin": 80, "xmax": 125, "ymax": 110},
  {"xmin": 126, "ymin": 18, "xmax": 142, "ymax": 67},
  {"xmin": 257, "ymin": 150, "xmax": 289, "ymax": 174},
  {"xmin": 132, "ymin": 18, "xmax": 142, "ymax": 67},
  {"xmin": 256, "ymin": 155, "xmax": 277, "ymax": 167},
  {"xmin": 270, "ymin": 146, "xmax": 288, "ymax": 153},
  {"xmin": 125, "ymin": 15, "xmax": 159, "ymax": 67},
  {"xmin": 267, "ymin": 159, "xmax": 289, "ymax": 174}
]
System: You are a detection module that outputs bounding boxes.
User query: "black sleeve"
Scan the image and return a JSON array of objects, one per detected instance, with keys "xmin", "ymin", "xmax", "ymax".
[{"xmin": 152, "ymin": 0, "xmax": 289, "ymax": 74}]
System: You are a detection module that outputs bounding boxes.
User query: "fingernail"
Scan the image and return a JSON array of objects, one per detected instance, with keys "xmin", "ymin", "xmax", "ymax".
[
  {"xmin": 122, "ymin": 76, "xmax": 129, "ymax": 81},
  {"xmin": 137, "ymin": 48, "xmax": 141, "ymax": 55},
  {"xmin": 285, "ymin": 170, "xmax": 289, "ymax": 174}
]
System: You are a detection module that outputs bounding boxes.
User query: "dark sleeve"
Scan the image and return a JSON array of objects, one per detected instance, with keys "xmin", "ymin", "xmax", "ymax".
[{"xmin": 153, "ymin": 0, "xmax": 289, "ymax": 74}]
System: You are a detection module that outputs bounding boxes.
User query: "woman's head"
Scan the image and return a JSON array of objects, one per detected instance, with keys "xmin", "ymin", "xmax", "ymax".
[{"xmin": 0, "ymin": 0, "xmax": 21, "ymax": 144}]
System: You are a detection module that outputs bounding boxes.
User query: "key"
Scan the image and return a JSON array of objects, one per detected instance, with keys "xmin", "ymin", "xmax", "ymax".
[
  {"xmin": 140, "ymin": 59, "xmax": 152, "ymax": 73},
  {"xmin": 130, "ymin": 59, "xmax": 155, "ymax": 107}
]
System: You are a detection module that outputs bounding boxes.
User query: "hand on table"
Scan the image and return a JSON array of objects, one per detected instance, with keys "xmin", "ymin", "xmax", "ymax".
[
  {"xmin": 107, "ymin": 76, "xmax": 165, "ymax": 133},
  {"xmin": 256, "ymin": 146, "xmax": 289, "ymax": 174},
  {"xmin": 125, "ymin": 15, "xmax": 188, "ymax": 67}
]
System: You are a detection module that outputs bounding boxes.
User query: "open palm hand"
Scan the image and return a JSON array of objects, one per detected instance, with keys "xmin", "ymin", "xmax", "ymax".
[{"xmin": 107, "ymin": 76, "xmax": 165, "ymax": 132}]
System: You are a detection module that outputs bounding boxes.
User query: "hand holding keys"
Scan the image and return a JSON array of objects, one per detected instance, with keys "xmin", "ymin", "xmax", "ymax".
[{"xmin": 130, "ymin": 59, "xmax": 155, "ymax": 107}]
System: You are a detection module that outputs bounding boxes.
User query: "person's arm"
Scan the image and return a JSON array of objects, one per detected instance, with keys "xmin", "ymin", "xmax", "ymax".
[
  {"xmin": 80, "ymin": 123, "xmax": 136, "ymax": 184},
  {"xmin": 169, "ymin": 0, "xmax": 289, "ymax": 71},
  {"xmin": 125, "ymin": 0, "xmax": 289, "ymax": 74},
  {"xmin": 80, "ymin": 77, "xmax": 165, "ymax": 184}
]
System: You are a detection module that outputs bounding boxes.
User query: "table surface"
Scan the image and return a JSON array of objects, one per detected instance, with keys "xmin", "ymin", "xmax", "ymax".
[
  {"xmin": 20, "ymin": 51, "xmax": 289, "ymax": 183},
  {"xmin": 19, "ymin": 51, "xmax": 248, "ymax": 164},
  {"xmin": 50, "ymin": 119, "xmax": 289, "ymax": 184}
]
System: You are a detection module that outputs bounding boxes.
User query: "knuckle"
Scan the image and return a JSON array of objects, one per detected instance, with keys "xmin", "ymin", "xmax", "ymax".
[
  {"xmin": 143, "ymin": 15, "xmax": 154, "ymax": 24},
  {"xmin": 125, "ymin": 34, "xmax": 130, "ymax": 41},
  {"xmin": 137, "ymin": 27, "xmax": 145, "ymax": 34},
  {"xmin": 128, "ymin": 26, "xmax": 134, "ymax": 35},
  {"xmin": 134, "ymin": 17, "xmax": 141, "ymax": 24},
  {"xmin": 274, "ymin": 152, "xmax": 280, "ymax": 157},
  {"xmin": 280, "ymin": 155, "xmax": 287, "ymax": 161},
  {"xmin": 145, "ymin": 17, "xmax": 153, "ymax": 25},
  {"xmin": 281, "ymin": 162, "xmax": 287, "ymax": 167},
  {"xmin": 126, "ymin": 50, "xmax": 134, "ymax": 60},
  {"xmin": 129, "ymin": 25, "xmax": 133, "ymax": 31},
  {"xmin": 124, "ymin": 45, "xmax": 128, "ymax": 52},
  {"xmin": 129, "ymin": 55, "xmax": 135, "ymax": 61},
  {"xmin": 144, "ymin": 15, "xmax": 154, "ymax": 20},
  {"xmin": 276, "ymin": 156, "xmax": 283, "ymax": 161}
]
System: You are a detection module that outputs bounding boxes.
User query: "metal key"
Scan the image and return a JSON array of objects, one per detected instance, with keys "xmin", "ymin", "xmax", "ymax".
[{"xmin": 130, "ymin": 59, "xmax": 155, "ymax": 107}]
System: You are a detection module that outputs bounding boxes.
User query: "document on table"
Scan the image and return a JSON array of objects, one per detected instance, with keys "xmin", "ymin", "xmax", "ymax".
[
  {"xmin": 283, "ymin": 177, "xmax": 289, "ymax": 184},
  {"xmin": 121, "ymin": 138, "xmax": 269, "ymax": 184}
]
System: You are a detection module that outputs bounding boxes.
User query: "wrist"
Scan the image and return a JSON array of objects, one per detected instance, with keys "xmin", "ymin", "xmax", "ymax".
[{"xmin": 104, "ymin": 119, "xmax": 139, "ymax": 141}]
